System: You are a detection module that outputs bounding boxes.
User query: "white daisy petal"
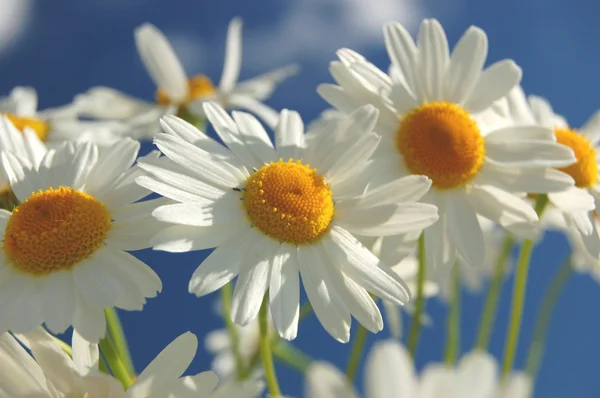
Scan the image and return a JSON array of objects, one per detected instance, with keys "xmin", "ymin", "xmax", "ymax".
[
  {"xmin": 42, "ymin": 272, "xmax": 76, "ymax": 334},
  {"xmin": 231, "ymin": 111, "xmax": 277, "ymax": 164},
  {"xmin": 383, "ymin": 22, "xmax": 418, "ymax": 95},
  {"xmin": 477, "ymin": 163, "xmax": 574, "ymax": 193},
  {"xmin": 269, "ymin": 244, "xmax": 300, "ymax": 340},
  {"xmin": 231, "ymin": 233, "xmax": 278, "ymax": 326},
  {"xmin": 153, "ymin": 133, "xmax": 239, "ymax": 187},
  {"xmin": 226, "ymin": 94, "xmax": 280, "ymax": 129},
  {"xmin": 485, "ymin": 137, "xmax": 575, "ymax": 168},
  {"xmin": 417, "ymin": 19, "xmax": 449, "ymax": 101},
  {"xmin": 73, "ymin": 294, "xmax": 106, "ymax": 342},
  {"xmin": 336, "ymin": 202, "xmax": 439, "ymax": 236},
  {"xmin": 128, "ymin": 332, "xmax": 201, "ymax": 397},
  {"xmin": 464, "ymin": 60, "xmax": 521, "ymax": 114},
  {"xmin": 324, "ymin": 226, "xmax": 410, "ymax": 305},
  {"xmin": 548, "ymin": 187, "xmax": 595, "ymax": 212},
  {"xmin": 151, "ymin": 223, "xmax": 245, "ymax": 252},
  {"xmin": 445, "ymin": 191, "xmax": 485, "ymax": 267},
  {"xmin": 323, "ymin": 258, "xmax": 383, "ymax": 333},
  {"xmin": 326, "ymin": 133, "xmax": 380, "ymax": 185},
  {"xmin": 389, "ymin": 82, "xmax": 419, "ymax": 115},
  {"xmin": 135, "ymin": 23, "xmax": 188, "ymax": 102},
  {"xmin": 445, "ymin": 26, "xmax": 487, "ymax": 105},
  {"xmin": 188, "ymin": 229, "xmax": 256, "ymax": 297},
  {"xmin": 297, "ymin": 245, "xmax": 351, "ymax": 343},
  {"xmin": 468, "ymin": 185, "xmax": 539, "ymax": 240},
  {"xmin": 203, "ymin": 101, "xmax": 266, "ymax": 168},
  {"xmin": 275, "ymin": 109, "xmax": 305, "ymax": 160},
  {"xmin": 219, "ymin": 18, "xmax": 243, "ymax": 93},
  {"xmin": 423, "ymin": 194, "xmax": 456, "ymax": 270}
]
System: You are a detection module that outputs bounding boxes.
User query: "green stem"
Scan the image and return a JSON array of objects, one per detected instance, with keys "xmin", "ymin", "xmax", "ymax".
[
  {"xmin": 501, "ymin": 195, "xmax": 548, "ymax": 376},
  {"xmin": 525, "ymin": 257, "xmax": 571, "ymax": 383},
  {"xmin": 475, "ymin": 234, "xmax": 514, "ymax": 350},
  {"xmin": 272, "ymin": 340, "xmax": 312, "ymax": 374},
  {"xmin": 345, "ymin": 324, "xmax": 368, "ymax": 383},
  {"xmin": 105, "ymin": 308, "xmax": 135, "ymax": 376},
  {"xmin": 407, "ymin": 233, "xmax": 426, "ymax": 357},
  {"xmin": 445, "ymin": 263, "xmax": 461, "ymax": 366},
  {"xmin": 259, "ymin": 295, "xmax": 282, "ymax": 397},
  {"xmin": 221, "ymin": 283, "xmax": 246, "ymax": 379},
  {"xmin": 99, "ymin": 335, "xmax": 132, "ymax": 390}
]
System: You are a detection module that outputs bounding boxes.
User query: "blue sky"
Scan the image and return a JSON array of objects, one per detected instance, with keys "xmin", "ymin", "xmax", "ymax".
[{"xmin": 1, "ymin": 0, "xmax": 599, "ymax": 396}]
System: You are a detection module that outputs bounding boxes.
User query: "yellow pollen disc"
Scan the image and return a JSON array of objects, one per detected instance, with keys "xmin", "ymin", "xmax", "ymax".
[
  {"xmin": 396, "ymin": 102, "xmax": 485, "ymax": 189},
  {"xmin": 4, "ymin": 113, "xmax": 49, "ymax": 141},
  {"xmin": 3, "ymin": 187, "xmax": 111, "ymax": 275},
  {"xmin": 155, "ymin": 74, "xmax": 216, "ymax": 105},
  {"xmin": 243, "ymin": 159, "xmax": 334, "ymax": 244},
  {"xmin": 554, "ymin": 127, "xmax": 598, "ymax": 188}
]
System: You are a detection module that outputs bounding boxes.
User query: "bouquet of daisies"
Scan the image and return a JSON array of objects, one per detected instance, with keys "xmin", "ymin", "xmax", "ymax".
[{"xmin": 0, "ymin": 16, "xmax": 595, "ymax": 398}]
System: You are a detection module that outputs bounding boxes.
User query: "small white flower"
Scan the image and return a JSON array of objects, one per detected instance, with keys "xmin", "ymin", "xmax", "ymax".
[
  {"xmin": 0, "ymin": 86, "xmax": 128, "ymax": 146},
  {"xmin": 138, "ymin": 102, "xmax": 439, "ymax": 342},
  {"xmin": 0, "ymin": 132, "xmax": 164, "ymax": 342},
  {"xmin": 318, "ymin": 19, "xmax": 576, "ymax": 272},
  {"xmin": 0, "ymin": 328, "xmax": 263, "ymax": 397},
  {"xmin": 497, "ymin": 85, "xmax": 600, "ymax": 260},
  {"xmin": 74, "ymin": 18, "xmax": 298, "ymax": 140},
  {"xmin": 305, "ymin": 340, "xmax": 531, "ymax": 398}
]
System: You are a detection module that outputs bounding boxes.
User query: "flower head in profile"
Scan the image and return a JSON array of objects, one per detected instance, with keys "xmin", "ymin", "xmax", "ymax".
[
  {"xmin": 0, "ymin": 328, "xmax": 263, "ymax": 398},
  {"xmin": 74, "ymin": 18, "xmax": 298, "ymax": 140},
  {"xmin": 0, "ymin": 86, "xmax": 129, "ymax": 146},
  {"xmin": 0, "ymin": 135, "xmax": 163, "ymax": 342},
  {"xmin": 318, "ymin": 19, "xmax": 576, "ymax": 271},
  {"xmin": 138, "ymin": 102, "xmax": 439, "ymax": 342},
  {"xmin": 497, "ymin": 85, "xmax": 600, "ymax": 260},
  {"xmin": 306, "ymin": 340, "xmax": 531, "ymax": 398}
]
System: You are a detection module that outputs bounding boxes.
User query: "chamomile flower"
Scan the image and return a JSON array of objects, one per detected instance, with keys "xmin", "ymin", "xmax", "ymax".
[
  {"xmin": 318, "ymin": 19, "xmax": 576, "ymax": 271},
  {"xmin": 306, "ymin": 340, "xmax": 531, "ymax": 398},
  {"xmin": 74, "ymin": 18, "xmax": 298, "ymax": 140},
  {"xmin": 498, "ymin": 86, "xmax": 600, "ymax": 259},
  {"xmin": 0, "ymin": 139, "xmax": 163, "ymax": 342},
  {"xmin": 138, "ymin": 102, "xmax": 439, "ymax": 342},
  {"xmin": 0, "ymin": 329, "xmax": 263, "ymax": 398},
  {"xmin": 0, "ymin": 86, "xmax": 127, "ymax": 146}
]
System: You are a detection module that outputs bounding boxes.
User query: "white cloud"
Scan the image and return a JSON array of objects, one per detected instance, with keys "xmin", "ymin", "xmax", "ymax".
[
  {"xmin": 241, "ymin": 0, "xmax": 425, "ymax": 70},
  {"xmin": 0, "ymin": 0, "xmax": 32, "ymax": 54}
]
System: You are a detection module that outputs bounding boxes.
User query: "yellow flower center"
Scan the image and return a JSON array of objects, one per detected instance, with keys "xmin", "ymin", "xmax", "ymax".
[
  {"xmin": 243, "ymin": 159, "xmax": 334, "ymax": 244},
  {"xmin": 3, "ymin": 187, "xmax": 111, "ymax": 275},
  {"xmin": 155, "ymin": 74, "xmax": 216, "ymax": 105},
  {"xmin": 554, "ymin": 127, "xmax": 598, "ymax": 188},
  {"xmin": 3, "ymin": 113, "xmax": 49, "ymax": 141},
  {"xmin": 396, "ymin": 102, "xmax": 485, "ymax": 189}
]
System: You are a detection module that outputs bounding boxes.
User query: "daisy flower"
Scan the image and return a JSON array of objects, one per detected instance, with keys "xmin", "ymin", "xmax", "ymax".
[
  {"xmin": 0, "ymin": 86, "xmax": 128, "ymax": 146},
  {"xmin": 305, "ymin": 340, "xmax": 531, "ymax": 398},
  {"xmin": 74, "ymin": 18, "xmax": 298, "ymax": 140},
  {"xmin": 497, "ymin": 85, "xmax": 600, "ymax": 259},
  {"xmin": 0, "ymin": 138, "xmax": 163, "ymax": 342},
  {"xmin": 0, "ymin": 328, "xmax": 263, "ymax": 398},
  {"xmin": 318, "ymin": 19, "xmax": 577, "ymax": 270},
  {"xmin": 138, "ymin": 102, "xmax": 439, "ymax": 342}
]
